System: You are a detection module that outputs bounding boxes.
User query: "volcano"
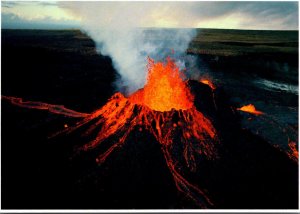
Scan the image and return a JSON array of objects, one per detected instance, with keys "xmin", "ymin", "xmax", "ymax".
[
  {"xmin": 49, "ymin": 57, "xmax": 219, "ymax": 208},
  {"xmin": 2, "ymin": 55, "xmax": 298, "ymax": 209}
]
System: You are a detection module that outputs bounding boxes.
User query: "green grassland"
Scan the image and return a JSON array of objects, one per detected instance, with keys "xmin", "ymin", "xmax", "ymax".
[{"xmin": 3, "ymin": 28, "xmax": 297, "ymax": 56}]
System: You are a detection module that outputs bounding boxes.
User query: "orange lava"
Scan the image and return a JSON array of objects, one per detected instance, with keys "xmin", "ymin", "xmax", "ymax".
[
  {"xmin": 130, "ymin": 57, "xmax": 194, "ymax": 112},
  {"xmin": 237, "ymin": 104, "xmax": 263, "ymax": 115},
  {"xmin": 2, "ymin": 95, "xmax": 89, "ymax": 118},
  {"xmin": 287, "ymin": 140, "xmax": 298, "ymax": 162},
  {"xmin": 199, "ymin": 79, "xmax": 216, "ymax": 90}
]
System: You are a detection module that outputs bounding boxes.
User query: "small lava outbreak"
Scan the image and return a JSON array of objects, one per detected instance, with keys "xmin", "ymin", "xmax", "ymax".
[
  {"xmin": 237, "ymin": 104, "xmax": 264, "ymax": 115},
  {"xmin": 288, "ymin": 140, "xmax": 299, "ymax": 162},
  {"xmin": 199, "ymin": 79, "xmax": 216, "ymax": 90}
]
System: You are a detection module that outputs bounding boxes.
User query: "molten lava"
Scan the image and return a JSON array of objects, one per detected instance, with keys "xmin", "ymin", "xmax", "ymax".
[
  {"xmin": 2, "ymin": 95, "xmax": 89, "ymax": 118},
  {"xmin": 199, "ymin": 79, "xmax": 216, "ymax": 90},
  {"xmin": 237, "ymin": 104, "xmax": 263, "ymax": 115},
  {"xmin": 130, "ymin": 57, "xmax": 194, "ymax": 112},
  {"xmin": 287, "ymin": 140, "xmax": 299, "ymax": 163}
]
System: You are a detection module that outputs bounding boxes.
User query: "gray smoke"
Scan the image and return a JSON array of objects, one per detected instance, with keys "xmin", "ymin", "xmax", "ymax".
[{"xmin": 60, "ymin": 2, "xmax": 197, "ymax": 95}]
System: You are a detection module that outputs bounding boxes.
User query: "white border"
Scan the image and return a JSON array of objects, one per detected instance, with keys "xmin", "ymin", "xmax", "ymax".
[{"xmin": 1, "ymin": 209, "xmax": 300, "ymax": 213}]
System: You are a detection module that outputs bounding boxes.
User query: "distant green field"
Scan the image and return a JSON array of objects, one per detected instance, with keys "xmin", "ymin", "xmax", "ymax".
[
  {"xmin": 189, "ymin": 28, "xmax": 298, "ymax": 56},
  {"xmin": 3, "ymin": 28, "xmax": 298, "ymax": 57}
]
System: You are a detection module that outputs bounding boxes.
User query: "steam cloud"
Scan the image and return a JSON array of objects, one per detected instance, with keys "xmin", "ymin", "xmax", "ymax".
[{"xmin": 60, "ymin": 2, "xmax": 197, "ymax": 95}]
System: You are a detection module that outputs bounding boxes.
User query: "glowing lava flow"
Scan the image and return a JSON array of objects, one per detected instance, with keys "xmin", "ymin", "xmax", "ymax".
[
  {"xmin": 2, "ymin": 95, "xmax": 89, "ymax": 118},
  {"xmin": 55, "ymin": 57, "xmax": 219, "ymax": 208},
  {"xmin": 199, "ymin": 79, "xmax": 216, "ymax": 90},
  {"xmin": 237, "ymin": 104, "xmax": 263, "ymax": 115},
  {"xmin": 287, "ymin": 140, "xmax": 299, "ymax": 163}
]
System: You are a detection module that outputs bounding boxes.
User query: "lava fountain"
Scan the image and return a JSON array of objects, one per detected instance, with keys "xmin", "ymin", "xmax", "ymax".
[
  {"xmin": 130, "ymin": 57, "xmax": 194, "ymax": 111},
  {"xmin": 52, "ymin": 56, "xmax": 219, "ymax": 208}
]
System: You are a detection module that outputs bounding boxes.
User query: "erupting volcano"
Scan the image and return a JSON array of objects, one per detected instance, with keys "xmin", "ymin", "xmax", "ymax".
[
  {"xmin": 1, "ymin": 56, "xmax": 219, "ymax": 207},
  {"xmin": 3, "ymin": 54, "xmax": 298, "ymax": 209},
  {"xmin": 2, "ymin": 23, "xmax": 299, "ymax": 209},
  {"xmin": 48, "ymin": 56, "xmax": 218, "ymax": 207}
]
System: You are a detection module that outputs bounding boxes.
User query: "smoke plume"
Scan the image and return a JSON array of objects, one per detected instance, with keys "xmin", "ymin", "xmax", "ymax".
[{"xmin": 60, "ymin": 2, "xmax": 196, "ymax": 95}]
